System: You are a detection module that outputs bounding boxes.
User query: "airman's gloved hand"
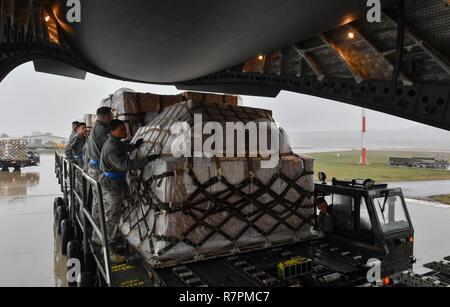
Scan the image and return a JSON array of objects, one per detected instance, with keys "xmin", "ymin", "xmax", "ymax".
[
  {"xmin": 147, "ymin": 154, "xmax": 161, "ymax": 162},
  {"xmin": 135, "ymin": 138, "xmax": 145, "ymax": 149}
]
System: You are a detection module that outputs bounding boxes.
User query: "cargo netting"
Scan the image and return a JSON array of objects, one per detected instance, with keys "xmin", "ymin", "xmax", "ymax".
[
  {"xmin": 120, "ymin": 100, "xmax": 315, "ymax": 267},
  {"xmin": 0, "ymin": 139, "xmax": 28, "ymax": 161}
]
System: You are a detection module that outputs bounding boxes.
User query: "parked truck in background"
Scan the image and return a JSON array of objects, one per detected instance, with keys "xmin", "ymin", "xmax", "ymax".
[
  {"xmin": 0, "ymin": 138, "xmax": 40, "ymax": 172},
  {"xmin": 389, "ymin": 157, "xmax": 449, "ymax": 170}
]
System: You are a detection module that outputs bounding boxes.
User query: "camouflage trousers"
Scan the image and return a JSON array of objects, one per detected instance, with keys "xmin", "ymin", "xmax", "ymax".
[
  {"xmin": 70, "ymin": 161, "xmax": 84, "ymax": 196},
  {"xmin": 88, "ymin": 166, "xmax": 102, "ymax": 225},
  {"xmin": 101, "ymin": 189, "xmax": 125, "ymax": 247},
  {"xmin": 74, "ymin": 173, "xmax": 82, "ymax": 211}
]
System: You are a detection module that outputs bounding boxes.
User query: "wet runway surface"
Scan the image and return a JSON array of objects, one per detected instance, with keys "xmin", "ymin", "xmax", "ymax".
[
  {"xmin": 391, "ymin": 180, "xmax": 450, "ymax": 200},
  {"xmin": 407, "ymin": 199, "xmax": 450, "ymax": 269},
  {"xmin": 0, "ymin": 154, "xmax": 449, "ymax": 286},
  {"xmin": 0, "ymin": 154, "xmax": 64, "ymax": 287}
]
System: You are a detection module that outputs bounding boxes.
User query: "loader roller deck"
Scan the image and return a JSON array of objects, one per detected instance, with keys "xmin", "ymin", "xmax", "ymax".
[
  {"xmin": 93, "ymin": 238, "xmax": 366, "ymax": 287},
  {"xmin": 94, "ymin": 238, "xmax": 367, "ymax": 287},
  {"xmin": 152, "ymin": 239, "xmax": 369, "ymax": 287}
]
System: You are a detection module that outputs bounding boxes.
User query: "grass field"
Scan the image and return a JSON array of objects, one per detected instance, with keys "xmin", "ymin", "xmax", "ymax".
[
  {"xmin": 309, "ymin": 150, "xmax": 450, "ymax": 182},
  {"xmin": 432, "ymin": 195, "xmax": 450, "ymax": 205}
]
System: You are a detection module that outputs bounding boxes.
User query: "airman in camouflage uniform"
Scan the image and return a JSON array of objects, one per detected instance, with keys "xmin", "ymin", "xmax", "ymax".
[
  {"xmin": 85, "ymin": 107, "xmax": 113, "ymax": 225},
  {"xmin": 96, "ymin": 119, "xmax": 158, "ymax": 264},
  {"xmin": 65, "ymin": 123, "xmax": 88, "ymax": 195},
  {"xmin": 65, "ymin": 122, "xmax": 87, "ymax": 167}
]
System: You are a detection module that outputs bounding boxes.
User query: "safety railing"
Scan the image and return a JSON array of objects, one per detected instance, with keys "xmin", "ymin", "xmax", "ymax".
[
  {"xmin": 55, "ymin": 152, "xmax": 60, "ymax": 179},
  {"xmin": 55, "ymin": 152, "xmax": 68, "ymax": 203},
  {"xmin": 56, "ymin": 154, "xmax": 113, "ymax": 287}
]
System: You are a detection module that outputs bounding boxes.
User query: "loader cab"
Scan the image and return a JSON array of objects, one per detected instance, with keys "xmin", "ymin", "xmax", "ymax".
[{"xmin": 314, "ymin": 174, "xmax": 415, "ymax": 275}]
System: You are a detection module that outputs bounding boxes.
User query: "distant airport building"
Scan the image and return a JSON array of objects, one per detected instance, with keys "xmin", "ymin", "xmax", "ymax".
[{"xmin": 24, "ymin": 134, "xmax": 68, "ymax": 149}]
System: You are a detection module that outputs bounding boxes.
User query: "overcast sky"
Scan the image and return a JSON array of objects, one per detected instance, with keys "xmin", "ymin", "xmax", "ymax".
[{"xmin": 0, "ymin": 62, "xmax": 446, "ymax": 138}]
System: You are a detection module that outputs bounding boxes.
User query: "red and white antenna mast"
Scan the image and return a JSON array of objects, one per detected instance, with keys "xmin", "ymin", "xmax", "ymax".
[{"xmin": 360, "ymin": 108, "xmax": 367, "ymax": 166}]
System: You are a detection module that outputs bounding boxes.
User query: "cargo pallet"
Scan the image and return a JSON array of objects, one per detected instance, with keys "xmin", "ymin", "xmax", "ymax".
[{"xmin": 53, "ymin": 153, "xmax": 445, "ymax": 287}]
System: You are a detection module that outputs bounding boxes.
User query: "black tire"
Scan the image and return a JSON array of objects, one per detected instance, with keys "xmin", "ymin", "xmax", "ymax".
[
  {"xmin": 53, "ymin": 197, "xmax": 65, "ymax": 223},
  {"xmin": 67, "ymin": 241, "xmax": 82, "ymax": 262},
  {"xmin": 60, "ymin": 220, "xmax": 74, "ymax": 256},
  {"xmin": 67, "ymin": 241, "xmax": 82, "ymax": 287},
  {"xmin": 77, "ymin": 272, "xmax": 94, "ymax": 288},
  {"xmin": 56, "ymin": 206, "xmax": 69, "ymax": 234},
  {"xmin": 73, "ymin": 221, "xmax": 83, "ymax": 242}
]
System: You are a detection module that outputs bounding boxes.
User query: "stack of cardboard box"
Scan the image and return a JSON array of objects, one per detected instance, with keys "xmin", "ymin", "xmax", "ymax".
[
  {"xmin": 100, "ymin": 89, "xmax": 241, "ymax": 139},
  {"xmin": 121, "ymin": 101, "xmax": 315, "ymax": 267},
  {"xmin": 0, "ymin": 139, "xmax": 28, "ymax": 162}
]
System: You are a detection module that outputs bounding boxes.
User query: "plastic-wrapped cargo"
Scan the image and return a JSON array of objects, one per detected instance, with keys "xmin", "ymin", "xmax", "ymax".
[
  {"xmin": 121, "ymin": 100, "xmax": 315, "ymax": 268},
  {"xmin": 100, "ymin": 88, "xmax": 182, "ymax": 139},
  {"xmin": 83, "ymin": 114, "xmax": 97, "ymax": 136},
  {"xmin": 84, "ymin": 114, "xmax": 97, "ymax": 129},
  {"xmin": 101, "ymin": 89, "xmax": 241, "ymax": 139},
  {"xmin": 0, "ymin": 139, "xmax": 28, "ymax": 161}
]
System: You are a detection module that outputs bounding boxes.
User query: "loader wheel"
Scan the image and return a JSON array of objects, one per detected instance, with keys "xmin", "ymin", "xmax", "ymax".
[
  {"xmin": 56, "ymin": 206, "xmax": 69, "ymax": 235},
  {"xmin": 67, "ymin": 241, "xmax": 82, "ymax": 262},
  {"xmin": 67, "ymin": 241, "xmax": 82, "ymax": 287},
  {"xmin": 60, "ymin": 220, "xmax": 74, "ymax": 256},
  {"xmin": 53, "ymin": 197, "xmax": 65, "ymax": 222}
]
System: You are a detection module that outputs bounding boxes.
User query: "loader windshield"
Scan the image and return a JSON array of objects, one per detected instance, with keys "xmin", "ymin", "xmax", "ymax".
[{"xmin": 373, "ymin": 195, "xmax": 410, "ymax": 234}]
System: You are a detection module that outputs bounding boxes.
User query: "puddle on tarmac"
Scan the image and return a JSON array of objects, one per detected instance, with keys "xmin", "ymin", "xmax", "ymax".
[
  {"xmin": 0, "ymin": 172, "xmax": 40, "ymax": 197},
  {"xmin": 0, "ymin": 154, "xmax": 66, "ymax": 287}
]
